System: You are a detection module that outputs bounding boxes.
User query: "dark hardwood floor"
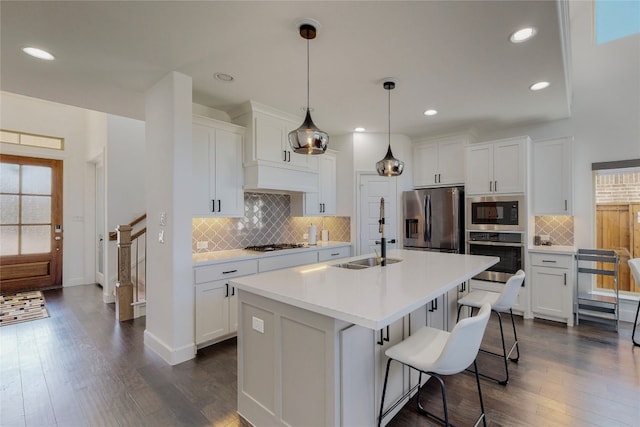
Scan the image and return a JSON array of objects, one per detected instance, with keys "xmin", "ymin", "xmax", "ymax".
[{"xmin": 1, "ymin": 284, "xmax": 638, "ymax": 426}]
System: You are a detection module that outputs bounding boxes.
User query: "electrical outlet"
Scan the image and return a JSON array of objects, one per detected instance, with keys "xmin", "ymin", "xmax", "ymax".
[
  {"xmin": 158, "ymin": 230, "xmax": 165, "ymax": 244},
  {"xmin": 252, "ymin": 316, "xmax": 264, "ymax": 333},
  {"xmin": 197, "ymin": 241, "xmax": 208, "ymax": 249},
  {"xmin": 303, "ymin": 233, "xmax": 309, "ymax": 240}
]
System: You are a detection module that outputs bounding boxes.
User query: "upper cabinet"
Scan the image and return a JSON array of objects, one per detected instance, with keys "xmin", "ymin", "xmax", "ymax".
[
  {"xmin": 532, "ymin": 137, "xmax": 573, "ymax": 215},
  {"xmin": 192, "ymin": 115, "xmax": 245, "ymax": 217},
  {"xmin": 229, "ymin": 101, "xmax": 319, "ymax": 193},
  {"xmin": 291, "ymin": 150, "xmax": 337, "ymax": 216},
  {"xmin": 412, "ymin": 134, "xmax": 469, "ymax": 188},
  {"xmin": 465, "ymin": 136, "xmax": 528, "ymax": 195}
]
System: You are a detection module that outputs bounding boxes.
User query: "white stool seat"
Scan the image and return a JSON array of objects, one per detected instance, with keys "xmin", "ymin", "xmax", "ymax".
[
  {"xmin": 457, "ymin": 290, "xmax": 500, "ymax": 310},
  {"xmin": 378, "ymin": 303, "xmax": 491, "ymax": 426},
  {"xmin": 457, "ymin": 269, "xmax": 525, "ymax": 385}
]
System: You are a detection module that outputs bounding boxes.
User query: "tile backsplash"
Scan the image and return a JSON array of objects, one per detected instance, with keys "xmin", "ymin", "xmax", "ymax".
[
  {"xmin": 534, "ymin": 216, "xmax": 574, "ymax": 246},
  {"xmin": 192, "ymin": 192, "xmax": 350, "ymax": 253}
]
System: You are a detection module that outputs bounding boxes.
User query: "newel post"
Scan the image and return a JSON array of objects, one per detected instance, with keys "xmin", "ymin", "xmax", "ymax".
[{"xmin": 115, "ymin": 224, "xmax": 134, "ymax": 321}]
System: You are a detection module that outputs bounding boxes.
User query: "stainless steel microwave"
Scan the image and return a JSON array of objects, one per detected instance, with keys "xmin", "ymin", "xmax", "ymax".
[{"xmin": 466, "ymin": 195, "xmax": 525, "ymax": 231}]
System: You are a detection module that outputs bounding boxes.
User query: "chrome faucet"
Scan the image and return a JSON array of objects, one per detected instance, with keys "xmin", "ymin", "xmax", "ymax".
[{"xmin": 378, "ymin": 197, "xmax": 387, "ymax": 266}]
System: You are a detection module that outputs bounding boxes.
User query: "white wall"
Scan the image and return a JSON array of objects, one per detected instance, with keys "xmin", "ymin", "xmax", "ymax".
[
  {"xmin": 472, "ymin": 1, "xmax": 640, "ymax": 250},
  {"xmin": 0, "ymin": 92, "xmax": 94, "ymax": 286},
  {"xmin": 105, "ymin": 115, "xmax": 146, "ymax": 300}
]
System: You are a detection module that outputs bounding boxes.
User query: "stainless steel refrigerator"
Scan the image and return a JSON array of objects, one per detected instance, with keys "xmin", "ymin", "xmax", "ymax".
[{"xmin": 402, "ymin": 187, "xmax": 465, "ymax": 253}]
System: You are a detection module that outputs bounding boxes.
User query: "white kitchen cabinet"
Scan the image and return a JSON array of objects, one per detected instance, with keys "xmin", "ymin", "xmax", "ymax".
[
  {"xmin": 412, "ymin": 135, "xmax": 467, "ymax": 188},
  {"xmin": 229, "ymin": 101, "xmax": 319, "ymax": 192},
  {"xmin": 532, "ymin": 137, "xmax": 573, "ymax": 215},
  {"xmin": 194, "ymin": 259, "xmax": 258, "ymax": 346},
  {"xmin": 465, "ymin": 137, "xmax": 528, "ymax": 195},
  {"xmin": 258, "ymin": 251, "xmax": 318, "ymax": 273},
  {"xmin": 291, "ymin": 150, "xmax": 337, "ymax": 216},
  {"xmin": 317, "ymin": 245, "xmax": 351, "ymax": 262},
  {"xmin": 192, "ymin": 116, "xmax": 245, "ymax": 217},
  {"xmin": 375, "ymin": 317, "xmax": 408, "ymax": 422},
  {"xmin": 530, "ymin": 251, "xmax": 574, "ymax": 326}
]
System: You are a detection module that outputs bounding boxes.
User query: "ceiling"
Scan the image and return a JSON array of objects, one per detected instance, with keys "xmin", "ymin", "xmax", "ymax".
[{"xmin": 0, "ymin": 1, "xmax": 571, "ymax": 139}]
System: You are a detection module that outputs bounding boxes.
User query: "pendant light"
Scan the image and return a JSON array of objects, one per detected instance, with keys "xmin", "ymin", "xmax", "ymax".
[
  {"xmin": 288, "ymin": 23, "xmax": 329, "ymax": 155},
  {"xmin": 376, "ymin": 81, "xmax": 404, "ymax": 176}
]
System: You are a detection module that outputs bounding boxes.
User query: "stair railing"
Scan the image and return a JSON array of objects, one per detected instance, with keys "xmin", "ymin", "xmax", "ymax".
[{"xmin": 113, "ymin": 214, "xmax": 146, "ymax": 321}]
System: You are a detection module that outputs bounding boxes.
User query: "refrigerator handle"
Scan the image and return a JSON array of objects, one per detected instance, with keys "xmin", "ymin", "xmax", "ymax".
[{"xmin": 424, "ymin": 194, "xmax": 432, "ymax": 243}]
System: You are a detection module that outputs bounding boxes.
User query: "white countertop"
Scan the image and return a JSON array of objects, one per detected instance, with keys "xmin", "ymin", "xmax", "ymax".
[
  {"xmin": 192, "ymin": 241, "xmax": 351, "ymax": 266},
  {"xmin": 528, "ymin": 245, "xmax": 576, "ymax": 255},
  {"xmin": 230, "ymin": 249, "xmax": 498, "ymax": 330}
]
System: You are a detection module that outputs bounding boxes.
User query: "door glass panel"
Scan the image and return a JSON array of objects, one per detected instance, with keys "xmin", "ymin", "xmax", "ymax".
[
  {"xmin": 21, "ymin": 195, "xmax": 51, "ymax": 224},
  {"xmin": 0, "ymin": 195, "xmax": 19, "ymax": 224},
  {"xmin": 21, "ymin": 225, "xmax": 50, "ymax": 254},
  {"xmin": 0, "ymin": 225, "xmax": 19, "ymax": 255},
  {"xmin": 22, "ymin": 165, "xmax": 51, "ymax": 195},
  {"xmin": 0, "ymin": 163, "xmax": 19, "ymax": 193}
]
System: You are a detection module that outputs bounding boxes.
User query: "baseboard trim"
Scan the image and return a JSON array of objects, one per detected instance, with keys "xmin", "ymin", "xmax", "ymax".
[{"xmin": 144, "ymin": 330, "xmax": 195, "ymax": 366}]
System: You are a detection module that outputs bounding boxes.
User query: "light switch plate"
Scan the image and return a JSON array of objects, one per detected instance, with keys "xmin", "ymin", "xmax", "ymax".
[{"xmin": 252, "ymin": 316, "xmax": 264, "ymax": 333}]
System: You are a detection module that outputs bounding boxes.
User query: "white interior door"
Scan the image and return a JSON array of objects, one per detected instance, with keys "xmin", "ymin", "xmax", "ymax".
[
  {"xmin": 95, "ymin": 159, "xmax": 105, "ymax": 287},
  {"xmin": 358, "ymin": 173, "xmax": 398, "ymax": 256}
]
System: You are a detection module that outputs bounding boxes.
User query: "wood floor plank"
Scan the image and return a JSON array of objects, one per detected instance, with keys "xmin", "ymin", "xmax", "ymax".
[{"xmin": 1, "ymin": 284, "xmax": 638, "ymax": 426}]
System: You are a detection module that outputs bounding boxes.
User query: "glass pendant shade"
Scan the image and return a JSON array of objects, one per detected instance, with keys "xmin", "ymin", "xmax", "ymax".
[
  {"xmin": 376, "ymin": 80, "xmax": 404, "ymax": 176},
  {"xmin": 288, "ymin": 109, "xmax": 328, "ymax": 154},
  {"xmin": 376, "ymin": 145, "xmax": 405, "ymax": 176},
  {"xmin": 288, "ymin": 23, "xmax": 328, "ymax": 155}
]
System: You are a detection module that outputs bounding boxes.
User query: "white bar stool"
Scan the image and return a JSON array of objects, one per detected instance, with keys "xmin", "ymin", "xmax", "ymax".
[
  {"xmin": 457, "ymin": 270, "xmax": 525, "ymax": 385},
  {"xmin": 378, "ymin": 303, "xmax": 491, "ymax": 427}
]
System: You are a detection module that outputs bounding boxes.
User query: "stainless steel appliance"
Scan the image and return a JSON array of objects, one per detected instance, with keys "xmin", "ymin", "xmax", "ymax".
[
  {"xmin": 245, "ymin": 243, "xmax": 305, "ymax": 252},
  {"xmin": 402, "ymin": 187, "xmax": 464, "ymax": 253},
  {"xmin": 467, "ymin": 231, "xmax": 524, "ymax": 283},
  {"xmin": 466, "ymin": 195, "xmax": 524, "ymax": 232}
]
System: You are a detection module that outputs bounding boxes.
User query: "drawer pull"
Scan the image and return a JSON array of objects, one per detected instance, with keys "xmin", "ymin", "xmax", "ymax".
[
  {"xmin": 222, "ymin": 269, "xmax": 238, "ymax": 274},
  {"xmin": 331, "ymin": 252, "xmax": 340, "ymax": 256},
  {"xmin": 541, "ymin": 260, "xmax": 557, "ymax": 263}
]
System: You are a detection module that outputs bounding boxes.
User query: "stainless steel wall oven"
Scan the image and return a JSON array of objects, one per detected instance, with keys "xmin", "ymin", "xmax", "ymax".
[{"xmin": 467, "ymin": 231, "xmax": 524, "ymax": 283}]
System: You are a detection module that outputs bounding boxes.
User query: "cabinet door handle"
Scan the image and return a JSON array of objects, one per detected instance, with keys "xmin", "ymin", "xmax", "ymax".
[
  {"xmin": 222, "ymin": 269, "xmax": 238, "ymax": 274},
  {"xmin": 494, "ymin": 180, "xmax": 498, "ymax": 192},
  {"xmin": 564, "ymin": 273, "xmax": 567, "ymax": 286},
  {"xmin": 565, "ymin": 200, "xmax": 568, "ymax": 211},
  {"xmin": 489, "ymin": 181, "xmax": 493, "ymax": 192},
  {"xmin": 428, "ymin": 301, "xmax": 435, "ymax": 312},
  {"xmin": 435, "ymin": 174, "xmax": 438, "ymax": 183},
  {"xmin": 231, "ymin": 286, "xmax": 236, "ymax": 296},
  {"xmin": 283, "ymin": 150, "xmax": 287, "ymax": 162},
  {"xmin": 287, "ymin": 151, "xmax": 291, "ymax": 162},
  {"xmin": 384, "ymin": 325, "xmax": 390, "ymax": 342},
  {"xmin": 217, "ymin": 200, "xmax": 221, "ymax": 212},
  {"xmin": 211, "ymin": 199, "xmax": 216, "ymax": 212},
  {"xmin": 377, "ymin": 329, "xmax": 384, "ymax": 345},
  {"xmin": 438, "ymin": 173, "xmax": 441, "ymax": 183},
  {"xmin": 225, "ymin": 283, "xmax": 229, "ymax": 298}
]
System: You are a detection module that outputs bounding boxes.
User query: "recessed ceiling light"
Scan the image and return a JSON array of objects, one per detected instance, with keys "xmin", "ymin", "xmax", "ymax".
[
  {"xmin": 529, "ymin": 81, "xmax": 550, "ymax": 91},
  {"xmin": 423, "ymin": 109, "xmax": 438, "ymax": 116},
  {"xmin": 510, "ymin": 27, "xmax": 537, "ymax": 43},
  {"xmin": 214, "ymin": 72, "xmax": 234, "ymax": 82},
  {"xmin": 22, "ymin": 47, "xmax": 55, "ymax": 60},
  {"xmin": 354, "ymin": 127, "xmax": 366, "ymax": 132}
]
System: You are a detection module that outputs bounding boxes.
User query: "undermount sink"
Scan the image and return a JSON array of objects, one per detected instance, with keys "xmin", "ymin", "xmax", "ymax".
[{"xmin": 332, "ymin": 257, "xmax": 402, "ymax": 269}]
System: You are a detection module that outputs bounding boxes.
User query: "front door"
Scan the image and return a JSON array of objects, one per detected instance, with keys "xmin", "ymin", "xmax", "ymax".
[
  {"xmin": 0, "ymin": 154, "xmax": 63, "ymax": 293},
  {"xmin": 358, "ymin": 173, "xmax": 398, "ymax": 255}
]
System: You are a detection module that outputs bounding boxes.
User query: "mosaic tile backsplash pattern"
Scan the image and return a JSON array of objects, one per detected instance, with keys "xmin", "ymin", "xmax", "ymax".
[
  {"xmin": 535, "ymin": 216, "xmax": 574, "ymax": 246},
  {"xmin": 193, "ymin": 193, "xmax": 350, "ymax": 253}
]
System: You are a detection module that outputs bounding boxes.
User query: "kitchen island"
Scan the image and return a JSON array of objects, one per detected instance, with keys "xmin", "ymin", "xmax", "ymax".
[{"xmin": 231, "ymin": 249, "xmax": 498, "ymax": 426}]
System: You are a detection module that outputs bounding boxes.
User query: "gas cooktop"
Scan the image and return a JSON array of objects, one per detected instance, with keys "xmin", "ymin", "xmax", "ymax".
[{"xmin": 244, "ymin": 243, "xmax": 306, "ymax": 252}]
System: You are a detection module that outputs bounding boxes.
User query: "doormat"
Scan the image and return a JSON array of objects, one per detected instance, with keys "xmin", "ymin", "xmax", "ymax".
[{"xmin": 0, "ymin": 291, "xmax": 49, "ymax": 326}]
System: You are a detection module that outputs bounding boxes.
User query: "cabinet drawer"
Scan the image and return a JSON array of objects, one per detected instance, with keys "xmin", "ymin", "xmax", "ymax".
[
  {"xmin": 317, "ymin": 246, "xmax": 350, "ymax": 262},
  {"xmin": 259, "ymin": 251, "xmax": 317, "ymax": 272},
  {"xmin": 194, "ymin": 260, "xmax": 258, "ymax": 284},
  {"xmin": 530, "ymin": 253, "xmax": 572, "ymax": 269}
]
